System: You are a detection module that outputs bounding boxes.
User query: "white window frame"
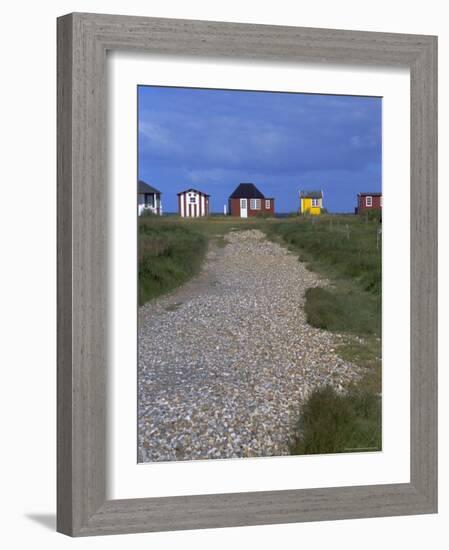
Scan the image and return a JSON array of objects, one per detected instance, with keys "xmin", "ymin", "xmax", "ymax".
[
  {"xmin": 312, "ymin": 198, "xmax": 320, "ymax": 207},
  {"xmin": 250, "ymin": 198, "xmax": 261, "ymax": 210},
  {"xmin": 265, "ymin": 199, "xmax": 270, "ymax": 209},
  {"xmin": 366, "ymin": 196, "xmax": 373, "ymax": 207}
]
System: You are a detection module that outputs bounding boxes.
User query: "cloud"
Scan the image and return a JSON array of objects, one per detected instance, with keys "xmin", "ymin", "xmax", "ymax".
[
  {"xmin": 139, "ymin": 121, "xmax": 178, "ymax": 152},
  {"xmin": 139, "ymin": 103, "xmax": 380, "ymax": 175}
]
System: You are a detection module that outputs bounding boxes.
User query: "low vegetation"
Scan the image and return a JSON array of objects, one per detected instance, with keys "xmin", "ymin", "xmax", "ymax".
[
  {"xmin": 139, "ymin": 218, "xmax": 207, "ymax": 305},
  {"xmin": 265, "ymin": 215, "xmax": 382, "ymax": 454},
  {"xmin": 139, "ymin": 215, "xmax": 277, "ymax": 303},
  {"xmin": 138, "ymin": 216, "xmax": 264, "ymax": 305},
  {"xmin": 267, "ymin": 216, "xmax": 381, "ymax": 294},
  {"xmin": 304, "ymin": 286, "xmax": 380, "ymax": 335},
  {"xmin": 290, "ymin": 385, "xmax": 381, "ymax": 455}
]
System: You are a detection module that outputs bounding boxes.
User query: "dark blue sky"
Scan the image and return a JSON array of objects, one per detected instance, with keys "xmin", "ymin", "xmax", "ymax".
[{"xmin": 138, "ymin": 86, "xmax": 381, "ymax": 213}]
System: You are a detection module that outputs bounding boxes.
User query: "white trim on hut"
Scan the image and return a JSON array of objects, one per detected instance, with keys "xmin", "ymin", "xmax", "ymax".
[{"xmin": 177, "ymin": 189, "xmax": 210, "ymax": 218}]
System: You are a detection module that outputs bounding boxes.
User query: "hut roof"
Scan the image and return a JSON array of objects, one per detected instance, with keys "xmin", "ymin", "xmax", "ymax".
[
  {"xmin": 300, "ymin": 190, "xmax": 323, "ymax": 199},
  {"xmin": 138, "ymin": 180, "xmax": 161, "ymax": 195},
  {"xmin": 177, "ymin": 188, "xmax": 210, "ymax": 197},
  {"xmin": 229, "ymin": 183, "xmax": 265, "ymax": 199}
]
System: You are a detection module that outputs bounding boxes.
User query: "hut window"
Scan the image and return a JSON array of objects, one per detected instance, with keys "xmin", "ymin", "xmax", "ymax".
[
  {"xmin": 366, "ymin": 196, "xmax": 372, "ymax": 207},
  {"xmin": 250, "ymin": 199, "xmax": 261, "ymax": 210},
  {"xmin": 265, "ymin": 200, "xmax": 270, "ymax": 209},
  {"xmin": 312, "ymin": 198, "xmax": 319, "ymax": 207},
  {"xmin": 189, "ymin": 196, "xmax": 196, "ymax": 204}
]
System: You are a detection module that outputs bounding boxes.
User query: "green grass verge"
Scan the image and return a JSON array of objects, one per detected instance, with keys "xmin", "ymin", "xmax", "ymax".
[
  {"xmin": 266, "ymin": 216, "xmax": 381, "ymax": 294},
  {"xmin": 290, "ymin": 385, "xmax": 381, "ymax": 455},
  {"xmin": 138, "ymin": 216, "xmax": 267, "ymax": 305},
  {"xmin": 337, "ymin": 337, "xmax": 382, "ymax": 394},
  {"xmin": 265, "ymin": 216, "xmax": 381, "ymax": 340},
  {"xmin": 304, "ymin": 286, "xmax": 381, "ymax": 335},
  {"xmin": 139, "ymin": 218, "xmax": 207, "ymax": 305},
  {"xmin": 264, "ymin": 216, "xmax": 382, "ymax": 455}
]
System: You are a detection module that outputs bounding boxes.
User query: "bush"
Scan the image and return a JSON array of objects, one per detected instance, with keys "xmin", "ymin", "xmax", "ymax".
[{"xmin": 291, "ymin": 385, "xmax": 381, "ymax": 455}]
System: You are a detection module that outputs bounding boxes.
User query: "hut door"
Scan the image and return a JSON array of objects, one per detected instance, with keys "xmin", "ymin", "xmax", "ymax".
[{"xmin": 240, "ymin": 198, "xmax": 248, "ymax": 218}]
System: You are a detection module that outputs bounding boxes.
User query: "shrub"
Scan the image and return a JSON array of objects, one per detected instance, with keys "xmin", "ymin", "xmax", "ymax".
[{"xmin": 291, "ymin": 385, "xmax": 381, "ymax": 455}]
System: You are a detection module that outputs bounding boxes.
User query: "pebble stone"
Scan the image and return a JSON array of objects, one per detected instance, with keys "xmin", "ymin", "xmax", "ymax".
[{"xmin": 138, "ymin": 229, "xmax": 362, "ymax": 463}]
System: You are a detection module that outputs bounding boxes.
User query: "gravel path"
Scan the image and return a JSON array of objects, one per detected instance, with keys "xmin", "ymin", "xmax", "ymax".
[{"xmin": 138, "ymin": 229, "xmax": 361, "ymax": 462}]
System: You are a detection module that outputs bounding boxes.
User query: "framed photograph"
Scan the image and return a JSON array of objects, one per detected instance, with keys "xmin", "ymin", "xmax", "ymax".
[{"xmin": 57, "ymin": 12, "xmax": 437, "ymax": 536}]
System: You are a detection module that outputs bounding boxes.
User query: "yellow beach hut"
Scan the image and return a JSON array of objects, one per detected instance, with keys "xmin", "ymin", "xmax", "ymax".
[{"xmin": 299, "ymin": 190, "xmax": 324, "ymax": 215}]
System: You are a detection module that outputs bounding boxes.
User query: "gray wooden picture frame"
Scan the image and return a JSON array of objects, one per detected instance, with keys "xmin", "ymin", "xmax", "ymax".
[{"xmin": 57, "ymin": 12, "xmax": 438, "ymax": 537}]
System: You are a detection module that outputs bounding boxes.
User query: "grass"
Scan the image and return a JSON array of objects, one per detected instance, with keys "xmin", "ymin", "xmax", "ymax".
[
  {"xmin": 138, "ymin": 217, "xmax": 276, "ymax": 304},
  {"xmin": 266, "ymin": 215, "xmax": 381, "ymax": 294},
  {"xmin": 337, "ymin": 337, "xmax": 382, "ymax": 394},
  {"xmin": 263, "ymin": 215, "xmax": 382, "ymax": 455},
  {"xmin": 139, "ymin": 218, "xmax": 207, "ymax": 305},
  {"xmin": 304, "ymin": 286, "xmax": 380, "ymax": 335},
  {"xmin": 265, "ymin": 216, "xmax": 382, "ymax": 338},
  {"xmin": 290, "ymin": 385, "xmax": 381, "ymax": 455},
  {"xmin": 138, "ymin": 216, "xmax": 267, "ymax": 305}
]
